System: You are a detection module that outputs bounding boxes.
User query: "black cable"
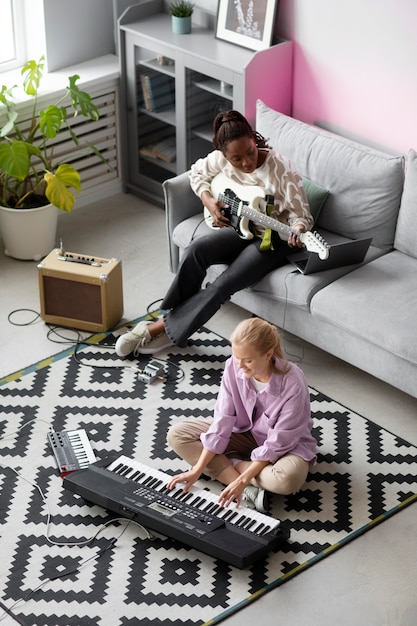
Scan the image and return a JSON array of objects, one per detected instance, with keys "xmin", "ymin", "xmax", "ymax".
[
  {"xmin": 0, "ymin": 529, "xmax": 127, "ymax": 623},
  {"xmin": 190, "ymin": 216, "xmax": 209, "ymax": 241},
  {"xmin": 0, "ymin": 600, "xmax": 27, "ymax": 625},
  {"xmin": 7, "ymin": 308, "xmax": 41, "ymax": 325},
  {"xmin": 6, "ymin": 307, "xmax": 185, "ymax": 381},
  {"xmin": 72, "ymin": 340, "xmax": 184, "ymax": 383},
  {"xmin": 145, "ymin": 299, "xmax": 164, "ymax": 318},
  {"xmin": 46, "ymin": 324, "xmax": 86, "ymax": 344}
]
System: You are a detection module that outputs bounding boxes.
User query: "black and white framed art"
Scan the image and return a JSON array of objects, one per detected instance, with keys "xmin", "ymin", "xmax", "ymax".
[{"xmin": 216, "ymin": 0, "xmax": 278, "ymax": 51}]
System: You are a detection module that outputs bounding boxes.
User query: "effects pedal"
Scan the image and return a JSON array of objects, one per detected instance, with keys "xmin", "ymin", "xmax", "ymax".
[{"xmin": 137, "ymin": 360, "xmax": 165, "ymax": 384}]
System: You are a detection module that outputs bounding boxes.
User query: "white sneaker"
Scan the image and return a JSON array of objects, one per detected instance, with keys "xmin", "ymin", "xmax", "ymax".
[
  {"xmin": 115, "ymin": 321, "xmax": 151, "ymax": 357},
  {"xmin": 242, "ymin": 485, "xmax": 267, "ymax": 513},
  {"xmin": 136, "ymin": 331, "xmax": 173, "ymax": 354}
]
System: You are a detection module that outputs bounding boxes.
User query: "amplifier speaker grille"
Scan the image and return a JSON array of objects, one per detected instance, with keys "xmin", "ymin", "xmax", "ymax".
[{"xmin": 43, "ymin": 276, "xmax": 102, "ymax": 324}]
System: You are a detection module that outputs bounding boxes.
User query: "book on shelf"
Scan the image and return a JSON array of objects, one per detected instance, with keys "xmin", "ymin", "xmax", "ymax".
[
  {"xmin": 139, "ymin": 71, "xmax": 175, "ymax": 113},
  {"xmin": 139, "ymin": 138, "xmax": 176, "ymax": 163}
]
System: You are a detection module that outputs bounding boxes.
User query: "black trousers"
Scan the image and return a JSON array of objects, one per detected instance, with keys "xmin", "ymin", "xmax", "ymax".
[{"xmin": 162, "ymin": 227, "xmax": 292, "ymax": 346}]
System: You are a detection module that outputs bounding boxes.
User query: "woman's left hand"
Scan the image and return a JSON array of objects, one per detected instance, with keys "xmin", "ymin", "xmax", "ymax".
[
  {"xmin": 288, "ymin": 226, "xmax": 306, "ymax": 248},
  {"xmin": 218, "ymin": 478, "xmax": 246, "ymax": 509}
]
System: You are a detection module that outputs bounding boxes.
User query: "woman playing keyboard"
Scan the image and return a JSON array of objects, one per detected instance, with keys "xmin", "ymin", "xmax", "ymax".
[{"xmin": 166, "ymin": 317, "xmax": 317, "ymax": 512}]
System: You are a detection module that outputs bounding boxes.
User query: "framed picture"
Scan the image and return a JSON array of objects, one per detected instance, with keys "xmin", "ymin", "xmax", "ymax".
[{"xmin": 216, "ymin": 0, "xmax": 278, "ymax": 51}]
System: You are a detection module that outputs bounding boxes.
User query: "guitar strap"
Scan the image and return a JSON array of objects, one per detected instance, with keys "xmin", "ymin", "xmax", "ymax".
[{"xmin": 259, "ymin": 195, "xmax": 275, "ymax": 252}]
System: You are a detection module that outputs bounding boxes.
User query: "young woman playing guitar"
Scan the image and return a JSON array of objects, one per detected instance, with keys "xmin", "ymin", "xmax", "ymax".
[{"xmin": 115, "ymin": 110, "xmax": 313, "ymax": 357}]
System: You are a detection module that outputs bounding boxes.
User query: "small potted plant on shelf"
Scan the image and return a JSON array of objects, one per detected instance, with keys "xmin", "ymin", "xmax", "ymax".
[
  {"xmin": 169, "ymin": 0, "xmax": 194, "ymax": 34},
  {"xmin": 0, "ymin": 56, "xmax": 107, "ymax": 260}
]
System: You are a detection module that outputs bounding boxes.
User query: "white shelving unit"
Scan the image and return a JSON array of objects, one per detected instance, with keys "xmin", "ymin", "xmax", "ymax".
[{"xmin": 118, "ymin": 2, "xmax": 292, "ymax": 204}]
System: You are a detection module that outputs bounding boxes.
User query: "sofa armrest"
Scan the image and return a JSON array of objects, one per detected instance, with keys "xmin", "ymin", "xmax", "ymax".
[{"xmin": 163, "ymin": 171, "xmax": 202, "ymax": 272}]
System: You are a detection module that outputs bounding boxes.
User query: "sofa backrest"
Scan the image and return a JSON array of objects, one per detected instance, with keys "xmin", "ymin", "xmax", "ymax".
[
  {"xmin": 394, "ymin": 149, "xmax": 417, "ymax": 259},
  {"xmin": 256, "ymin": 100, "xmax": 405, "ymax": 251}
]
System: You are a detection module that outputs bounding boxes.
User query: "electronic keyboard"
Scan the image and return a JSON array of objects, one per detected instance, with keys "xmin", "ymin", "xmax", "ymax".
[
  {"xmin": 48, "ymin": 429, "xmax": 97, "ymax": 476},
  {"xmin": 63, "ymin": 454, "xmax": 290, "ymax": 568}
]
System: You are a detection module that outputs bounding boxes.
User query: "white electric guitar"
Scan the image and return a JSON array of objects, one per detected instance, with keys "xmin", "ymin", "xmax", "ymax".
[{"xmin": 205, "ymin": 173, "xmax": 329, "ymax": 260}]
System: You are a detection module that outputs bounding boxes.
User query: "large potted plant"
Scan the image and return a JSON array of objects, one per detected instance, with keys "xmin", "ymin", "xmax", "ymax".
[{"xmin": 0, "ymin": 57, "xmax": 105, "ymax": 260}]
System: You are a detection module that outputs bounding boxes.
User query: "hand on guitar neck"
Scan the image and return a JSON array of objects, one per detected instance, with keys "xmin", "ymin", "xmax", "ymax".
[{"xmin": 204, "ymin": 173, "xmax": 329, "ymax": 260}]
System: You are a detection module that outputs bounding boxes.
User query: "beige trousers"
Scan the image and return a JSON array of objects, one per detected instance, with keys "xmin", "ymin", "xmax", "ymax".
[{"xmin": 167, "ymin": 419, "xmax": 310, "ymax": 495}]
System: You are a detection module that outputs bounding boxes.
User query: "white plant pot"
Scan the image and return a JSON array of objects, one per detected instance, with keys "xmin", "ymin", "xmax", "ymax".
[{"xmin": 0, "ymin": 203, "xmax": 59, "ymax": 261}]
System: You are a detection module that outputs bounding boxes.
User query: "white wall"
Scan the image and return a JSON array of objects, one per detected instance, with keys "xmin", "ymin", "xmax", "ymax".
[
  {"xmin": 277, "ymin": 0, "xmax": 417, "ymax": 154},
  {"xmin": 39, "ymin": 0, "xmax": 417, "ymax": 154},
  {"xmin": 43, "ymin": 0, "xmax": 115, "ymax": 71}
]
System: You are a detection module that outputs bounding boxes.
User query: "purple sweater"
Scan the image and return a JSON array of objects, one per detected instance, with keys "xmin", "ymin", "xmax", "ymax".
[{"xmin": 201, "ymin": 356, "xmax": 317, "ymax": 464}]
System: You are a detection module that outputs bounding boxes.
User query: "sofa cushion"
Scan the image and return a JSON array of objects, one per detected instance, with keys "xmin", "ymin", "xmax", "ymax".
[
  {"xmin": 256, "ymin": 100, "xmax": 405, "ymax": 251},
  {"xmin": 172, "ymin": 214, "xmax": 210, "ymax": 250},
  {"xmin": 394, "ymin": 149, "xmax": 417, "ymax": 258},
  {"xmin": 173, "ymin": 217, "xmax": 384, "ymax": 311},
  {"xmin": 302, "ymin": 177, "xmax": 328, "ymax": 223},
  {"xmin": 310, "ymin": 251, "xmax": 417, "ymax": 365}
]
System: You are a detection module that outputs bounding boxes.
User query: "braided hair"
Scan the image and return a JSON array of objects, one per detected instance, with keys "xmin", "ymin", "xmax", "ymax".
[{"xmin": 212, "ymin": 110, "xmax": 269, "ymax": 153}]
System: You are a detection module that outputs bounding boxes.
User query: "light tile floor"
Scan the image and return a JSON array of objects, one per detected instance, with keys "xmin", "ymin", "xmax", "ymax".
[{"xmin": 1, "ymin": 194, "xmax": 416, "ymax": 625}]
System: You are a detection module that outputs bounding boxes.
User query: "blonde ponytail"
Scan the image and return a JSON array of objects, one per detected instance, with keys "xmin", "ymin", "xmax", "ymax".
[{"xmin": 230, "ymin": 318, "xmax": 289, "ymax": 375}]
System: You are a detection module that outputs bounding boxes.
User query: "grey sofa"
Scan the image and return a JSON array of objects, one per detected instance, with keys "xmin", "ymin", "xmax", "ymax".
[{"xmin": 163, "ymin": 100, "xmax": 417, "ymax": 399}]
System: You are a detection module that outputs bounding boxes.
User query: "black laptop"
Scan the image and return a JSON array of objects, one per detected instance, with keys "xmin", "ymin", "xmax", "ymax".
[{"xmin": 288, "ymin": 237, "xmax": 372, "ymax": 275}]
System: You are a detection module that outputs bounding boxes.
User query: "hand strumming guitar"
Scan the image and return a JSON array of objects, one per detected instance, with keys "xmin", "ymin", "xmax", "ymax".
[{"xmin": 201, "ymin": 190, "xmax": 230, "ymax": 228}]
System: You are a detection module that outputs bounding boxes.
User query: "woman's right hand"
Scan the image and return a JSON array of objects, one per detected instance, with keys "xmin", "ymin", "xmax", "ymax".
[
  {"xmin": 166, "ymin": 467, "xmax": 202, "ymax": 493},
  {"xmin": 202, "ymin": 191, "xmax": 230, "ymax": 228}
]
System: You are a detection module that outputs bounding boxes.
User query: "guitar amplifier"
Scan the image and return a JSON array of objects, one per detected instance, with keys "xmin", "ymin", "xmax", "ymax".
[{"xmin": 38, "ymin": 248, "xmax": 123, "ymax": 332}]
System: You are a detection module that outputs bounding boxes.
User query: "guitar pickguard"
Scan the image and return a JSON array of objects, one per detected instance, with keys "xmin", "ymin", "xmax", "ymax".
[{"xmin": 221, "ymin": 188, "xmax": 253, "ymax": 239}]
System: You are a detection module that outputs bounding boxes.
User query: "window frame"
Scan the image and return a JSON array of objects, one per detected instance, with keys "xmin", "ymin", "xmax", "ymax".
[{"xmin": 0, "ymin": 0, "xmax": 26, "ymax": 72}]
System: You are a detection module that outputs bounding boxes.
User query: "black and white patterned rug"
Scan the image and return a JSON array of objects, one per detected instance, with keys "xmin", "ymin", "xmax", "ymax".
[{"xmin": 1, "ymin": 323, "xmax": 417, "ymax": 626}]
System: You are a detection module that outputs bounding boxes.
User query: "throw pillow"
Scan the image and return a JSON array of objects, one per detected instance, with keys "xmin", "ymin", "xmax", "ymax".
[
  {"xmin": 394, "ymin": 149, "xmax": 417, "ymax": 258},
  {"xmin": 302, "ymin": 177, "xmax": 329, "ymax": 224}
]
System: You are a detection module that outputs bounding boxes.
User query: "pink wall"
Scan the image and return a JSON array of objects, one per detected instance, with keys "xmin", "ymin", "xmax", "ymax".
[{"xmin": 276, "ymin": 0, "xmax": 417, "ymax": 155}]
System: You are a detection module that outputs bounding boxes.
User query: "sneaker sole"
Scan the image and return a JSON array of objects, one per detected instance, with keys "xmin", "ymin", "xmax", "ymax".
[{"xmin": 137, "ymin": 340, "xmax": 173, "ymax": 354}]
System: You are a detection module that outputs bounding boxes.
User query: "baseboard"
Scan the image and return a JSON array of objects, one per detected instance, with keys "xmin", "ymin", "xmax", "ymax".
[{"xmin": 74, "ymin": 180, "xmax": 125, "ymax": 209}]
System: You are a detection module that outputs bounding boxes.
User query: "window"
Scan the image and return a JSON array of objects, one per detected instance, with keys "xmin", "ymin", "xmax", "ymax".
[{"xmin": 0, "ymin": 0, "xmax": 26, "ymax": 71}]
